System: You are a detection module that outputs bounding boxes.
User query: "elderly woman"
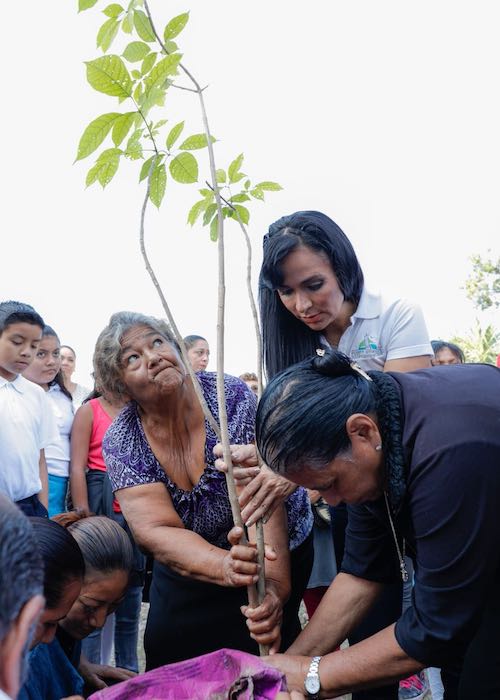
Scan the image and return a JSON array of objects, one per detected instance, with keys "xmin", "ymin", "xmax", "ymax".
[
  {"xmin": 96, "ymin": 311, "xmax": 313, "ymax": 669},
  {"xmin": 254, "ymin": 348, "xmax": 500, "ymax": 699}
]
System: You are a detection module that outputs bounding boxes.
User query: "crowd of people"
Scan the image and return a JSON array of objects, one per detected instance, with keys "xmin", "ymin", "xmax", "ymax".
[{"xmin": 0, "ymin": 209, "xmax": 497, "ymax": 700}]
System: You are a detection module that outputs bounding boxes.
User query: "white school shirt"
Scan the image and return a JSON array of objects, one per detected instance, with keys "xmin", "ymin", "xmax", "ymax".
[
  {"xmin": 45, "ymin": 384, "xmax": 74, "ymax": 478},
  {"xmin": 0, "ymin": 374, "xmax": 58, "ymax": 501},
  {"xmin": 334, "ymin": 288, "xmax": 433, "ymax": 371}
]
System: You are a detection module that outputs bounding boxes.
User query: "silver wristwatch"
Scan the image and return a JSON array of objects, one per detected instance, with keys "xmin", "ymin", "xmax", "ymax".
[{"xmin": 304, "ymin": 655, "xmax": 322, "ymax": 699}]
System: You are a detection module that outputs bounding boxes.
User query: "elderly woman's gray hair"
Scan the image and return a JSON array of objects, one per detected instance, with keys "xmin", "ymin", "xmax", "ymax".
[{"xmin": 93, "ymin": 311, "xmax": 179, "ymax": 398}]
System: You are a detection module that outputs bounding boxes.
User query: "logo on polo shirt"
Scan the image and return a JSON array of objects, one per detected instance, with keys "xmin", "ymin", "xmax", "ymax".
[{"xmin": 355, "ymin": 334, "xmax": 379, "ymax": 357}]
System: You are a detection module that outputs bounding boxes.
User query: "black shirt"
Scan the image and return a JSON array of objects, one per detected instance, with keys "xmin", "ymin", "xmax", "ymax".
[{"xmin": 341, "ymin": 363, "xmax": 500, "ymax": 668}]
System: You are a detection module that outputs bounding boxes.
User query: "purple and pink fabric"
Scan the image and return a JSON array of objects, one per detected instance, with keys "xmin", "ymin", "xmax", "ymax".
[{"xmin": 88, "ymin": 648, "xmax": 287, "ymax": 699}]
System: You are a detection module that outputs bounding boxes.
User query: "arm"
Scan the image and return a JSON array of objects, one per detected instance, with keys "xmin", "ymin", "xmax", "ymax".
[
  {"xmin": 69, "ymin": 403, "xmax": 93, "ymax": 513},
  {"xmin": 384, "ymin": 355, "xmax": 431, "ymax": 372},
  {"xmin": 38, "ymin": 449, "xmax": 48, "ymax": 508},
  {"xmin": 242, "ymin": 504, "xmax": 291, "ymax": 651},
  {"xmin": 115, "ymin": 481, "xmax": 262, "ymax": 587},
  {"xmin": 267, "ymin": 624, "xmax": 422, "ymax": 698},
  {"xmin": 214, "ymin": 443, "xmax": 297, "ymax": 527},
  {"xmin": 287, "ymin": 572, "xmax": 382, "ymax": 656}
]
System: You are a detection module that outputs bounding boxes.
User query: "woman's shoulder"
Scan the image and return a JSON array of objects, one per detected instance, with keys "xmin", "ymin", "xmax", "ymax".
[{"xmin": 198, "ymin": 371, "xmax": 256, "ymax": 407}]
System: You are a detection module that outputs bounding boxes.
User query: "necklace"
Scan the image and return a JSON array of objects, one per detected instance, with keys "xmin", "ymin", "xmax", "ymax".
[{"xmin": 384, "ymin": 491, "xmax": 409, "ymax": 583}]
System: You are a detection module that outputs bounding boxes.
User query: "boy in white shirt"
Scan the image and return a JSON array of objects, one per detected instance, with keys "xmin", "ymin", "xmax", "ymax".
[{"xmin": 0, "ymin": 301, "xmax": 57, "ymax": 516}]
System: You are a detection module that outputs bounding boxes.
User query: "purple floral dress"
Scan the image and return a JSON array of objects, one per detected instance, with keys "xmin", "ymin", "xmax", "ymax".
[{"xmin": 103, "ymin": 372, "xmax": 312, "ymax": 551}]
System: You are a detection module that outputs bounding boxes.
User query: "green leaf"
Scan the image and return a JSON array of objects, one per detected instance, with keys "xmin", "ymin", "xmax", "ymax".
[
  {"xmin": 228, "ymin": 153, "xmax": 244, "ymax": 183},
  {"xmin": 169, "ymin": 152, "xmax": 198, "ymax": 183},
  {"xmin": 141, "ymin": 52, "xmax": 157, "ymax": 75},
  {"xmin": 92, "ymin": 148, "xmax": 122, "ymax": 187},
  {"xmin": 230, "ymin": 193, "xmax": 250, "ymax": 203},
  {"xmin": 134, "ymin": 9, "xmax": 155, "ymax": 42},
  {"xmin": 199, "ymin": 188, "xmax": 213, "ymax": 198},
  {"xmin": 149, "ymin": 160, "xmax": 166, "ymax": 208},
  {"xmin": 244, "ymin": 179, "xmax": 251, "ymax": 189},
  {"xmin": 139, "ymin": 155, "xmax": 156, "ymax": 182},
  {"xmin": 112, "ymin": 111, "xmax": 136, "ymax": 146},
  {"xmin": 153, "ymin": 118, "xmax": 168, "ymax": 131},
  {"xmin": 210, "ymin": 214, "xmax": 219, "ymax": 241},
  {"xmin": 133, "ymin": 82, "xmax": 142, "ymax": 102},
  {"xmin": 86, "ymin": 55, "xmax": 133, "ymax": 98},
  {"xmin": 76, "ymin": 112, "xmax": 121, "ymax": 161},
  {"xmin": 144, "ymin": 54, "xmax": 182, "ymax": 94},
  {"xmin": 121, "ymin": 14, "xmax": 133, "ymax": 33},
  {"xmin": 250, "ymin": 188, "xmax": 264, "ymax": 200},
  {"xmin": 216, "ymin": 169, "xmax": 226, "ymax": 184},
  {"xmin": 254, "ymin": 181, "xmax": 283, "ymax": 191},
  {"xmin": 103, "ymin": 3, "xmax": 124, "ymax": 18},
  {"xmin": 166, "ymin": 121, "xmax": 184, "ymax": 150},
  {"xmin": 79, "ymin": 0, "xmax": 99, "ymax": 11},
  {"xmin": 234, "ymin": 204, "xmax": 250, "ymax": 224},
  {"xmin": 164, "ymin": 12, "xmax": 189, "ymax": 40},
  {"xmin": 203, "ymin": 202, "xmax": 217, "ymax": 226},
  {"xmin": 131, "ymin": 69, "xmax": 141, "ymax": 79},
  {"xmin": 139, "ymin": 85, "xmax": 166, "ymax": 115},
  {"xmin": 124, "ymin": 129, "xmax": 143, "ymax": 159},
  {"xmin": 97, "ymin": 17, "xmax": 120, "ymax": 52},
  {"xmin": 187, "ymin": 199, "xmax": 208, "ymax": 226},
  {"xmin": 123, "ymin": 41, "xmax": 150, "ymax": 62},
  {"xmin": 179, "ymin": 133, "xmax": 215, "ymax": 150},
  {"xmin": 86, "ymin": 164, "xmax": 100, "ymax": 186},
  {"xmin": 164, "ymin": 40, "xmax": 178, "ymax": 53}
]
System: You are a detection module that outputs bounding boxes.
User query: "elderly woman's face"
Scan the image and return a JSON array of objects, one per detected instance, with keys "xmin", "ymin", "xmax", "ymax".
[
  {"xmin": 289, "ymin": 447, "xmax": 385, "ymax": 507},
  {"xmin": 119, "ymin": 325, "xmax": 186, "ymax": 401}
]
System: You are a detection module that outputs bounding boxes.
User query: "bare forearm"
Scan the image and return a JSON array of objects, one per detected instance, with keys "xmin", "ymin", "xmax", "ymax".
[
  {"xmin": 321, "ymin": 625, "xmax": 422, "ymax": 697},
  {"xmin": 287, "ymin": 573, "xmax": 383, "ymax": 655},
  {"xmin": 254, "ymin": 505, "xmax": 291, "ymax": 601},
  {"xmin": 38, "ymin": 452, "xmax": 48, "ymax": 508},
  {"xmin": 134, "ymin": 524, "xmax": 231, "ymax": 584},
  {"xmin": 69, "ymin": 465, "xmax": 90, "ymax": 512}
]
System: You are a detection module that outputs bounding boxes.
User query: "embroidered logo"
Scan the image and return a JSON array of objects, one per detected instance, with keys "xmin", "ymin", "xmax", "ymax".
[{"xmin": 354, "ymin": 334, "xmax": 379, "ymax": 357}]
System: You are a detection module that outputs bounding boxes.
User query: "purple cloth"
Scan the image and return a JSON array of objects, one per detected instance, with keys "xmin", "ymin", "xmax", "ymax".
[
  {"xmin": 103, "ymin": 372, "xmax": 312, "ymax": 550},
  {"xmin": 88, "ymin": 648, "xmax": 287, "ymax": 699}
]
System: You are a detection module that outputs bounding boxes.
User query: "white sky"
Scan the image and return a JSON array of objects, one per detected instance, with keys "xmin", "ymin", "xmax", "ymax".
[{"xmin": 3, "ymin": 1, "xmax": 500, "ymax": 385}]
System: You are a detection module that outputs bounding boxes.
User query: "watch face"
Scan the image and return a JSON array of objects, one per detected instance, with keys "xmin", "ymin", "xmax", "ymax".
[{"xmin": 305, "ymin": 675, "xmax": 321, "ymax": 694}]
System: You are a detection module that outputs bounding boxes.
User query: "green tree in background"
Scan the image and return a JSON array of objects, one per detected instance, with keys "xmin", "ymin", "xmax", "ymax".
[
  {"xmin": 451, "ymin": 321, "xmax": 500, "ymax": 364},
  {"xmin": 465, "ymin": 253, "xmax": 500, "ymax": 310}
]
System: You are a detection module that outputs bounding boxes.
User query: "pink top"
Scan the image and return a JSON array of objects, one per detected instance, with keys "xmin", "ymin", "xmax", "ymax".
[
  {"xmin": 87, "ymin": 398, "xmax": 112, "ymax": 472},
  {"xmin": 87, "ymin": 398, "xmax": 121, "ymax": 513}
]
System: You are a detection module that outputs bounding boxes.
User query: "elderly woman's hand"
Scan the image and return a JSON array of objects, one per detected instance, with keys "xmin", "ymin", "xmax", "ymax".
[
  {"xmin": 241, "ymin": 582, "xmax": 284, "ymax": 653},
  {"xmin": 214, "ymin": 444, "xmax": 298, "ymax": 527},
  {"xmin": 223, "ymin": 526, "xmax": 278, "ymax": 587}
]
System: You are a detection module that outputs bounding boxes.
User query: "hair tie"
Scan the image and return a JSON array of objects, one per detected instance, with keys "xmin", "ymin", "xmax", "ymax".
[{"xmin": 350, "ymin": 361, "xmax": 372, "ymax": 382}]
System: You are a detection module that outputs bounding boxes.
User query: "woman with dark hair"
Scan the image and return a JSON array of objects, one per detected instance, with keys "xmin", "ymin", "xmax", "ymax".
[
  {"xmin": 431, "ymin": 339, "xmax": 465, "ymax": 365},
  {"xmin": 19, "ymin": 517, "xmax": 85, "ymax": 700},
  {"xmin": 183, "ymin": 334, "xmax": 210, "ymax": 372},
  {"xmin": 23, "ymin": 326, "xmax": 75, "ymax": 516},
  {"xmin": 21, "ymin": 514, "xmax": 135, "ymax": 699},
  {"xmin": 95, "ymin": 311, "xmax": 313, "ymax": 669},
  {"xmin": 60, "ymin": 345, "xmax": 91, "ymax": 411},
  {"xmin": 255, "ymin": 349, "xmax": 500, "ymax": 700}
]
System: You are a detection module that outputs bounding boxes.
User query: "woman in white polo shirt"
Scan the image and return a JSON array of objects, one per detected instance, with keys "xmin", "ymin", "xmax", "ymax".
[{"xmin": 24, "ymin": 326, "xmax": 74, "ymax": 517}]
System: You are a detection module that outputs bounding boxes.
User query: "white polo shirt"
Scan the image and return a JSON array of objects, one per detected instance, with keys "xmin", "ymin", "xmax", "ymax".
[
  {"xmin": 0, "ymin": 374, "xmax": 58, "ymax": 501},
  {"xmin": 45, "ymin": 384, "xmax": 74, "ymax": 478},
  {"xmin": 335, "ymin": 288, "xmax": 433, "ymax": 371}
]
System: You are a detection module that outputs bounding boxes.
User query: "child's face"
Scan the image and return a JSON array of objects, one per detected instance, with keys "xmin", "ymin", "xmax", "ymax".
[
  {"xmin": 0, "ymin": 322, "xmax": 43, "ymax": 381},
  {"xmin": 23, "ymin": 336, "xmax": 61, "ymax": 388}
]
